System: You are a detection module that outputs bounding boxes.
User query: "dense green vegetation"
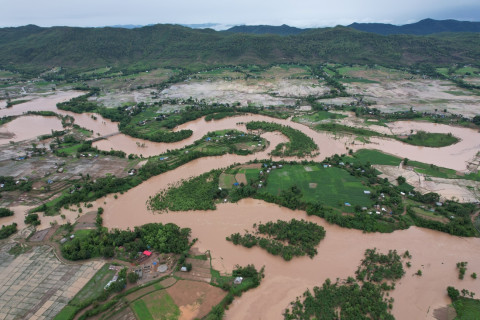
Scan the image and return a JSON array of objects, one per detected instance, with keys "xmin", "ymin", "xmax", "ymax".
[
  {"xmin": 2, "ymin": 24, "xmax": 480, "ymax": 75},
  {"xmin": 246, "ymin": 121, "xmax": 317, "ymax": 156},
  {"xmin": 284, "ymin": 248, "xmax": 405, "ymax": 320},
  {"xmin": 61, "ymin": 223, "xmax": 191, "ymax": 261},
  {"xmin": 315, "ymin": 122, "xmax": 383, "ymax": 137},
  {"xmin": 457, "ymin": 261, "xmax": 468, "ymax": 280},
  {"xmin": 397, "ymin": 131, "xmax": 459, "ymax": 147},
  {"xmin": 355, "ymin": 248, "xmax": 405, "ymax": 283},
  {"xmin": 148, "ymin": 170, "xmax": 224, "ymax": 212},
  {"xmin": 56, "ymin": 88, "xmax": 100, "ymax": 113},
  {"xmin": 0, "ymin": 208, "xmax": 14, "ymax": 217},
  {"xmin": 227, "ymin": 219, "xmax": 326, "ymax": 261},
  {"xmin": 293, "ymin": 110, "xmax": 347, "ymax": 123},
  {"xmin": 406, "ymin": 202, "xmax": 478, "ymax": 237},
  {"xmin": 0, "ymin": 223, "xmax": 17, "ymax": 239},
  {"xmin": 0, "ymin": 176, "xmax": 32, "ymax": 192}
]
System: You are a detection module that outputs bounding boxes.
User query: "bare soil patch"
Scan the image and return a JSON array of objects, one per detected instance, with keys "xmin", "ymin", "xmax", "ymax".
[
  {"xmin": 166, "ymin": 280, "xmax": 226, "ymax": 320},
  {"xmin": 176, "ymin": 258, "xmax": 211, "ymax": 283},
  {"xmin": 74, "ymin": 212, "xmax": 97, "ymax": 230},
  {"xmin": 235, "ymin": 173, "xmax": 247, "ymax": 185}
]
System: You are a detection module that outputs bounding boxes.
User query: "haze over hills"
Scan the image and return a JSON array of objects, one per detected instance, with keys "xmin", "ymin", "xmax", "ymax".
[
  {"xmin": 223, "ymin": 24, "xmax": 308, "ymax": 36},
  {"xmin": 348, "ymin": 18, "xmax": 480, "ymax": 35},
  {"xmin": 108, "ymin": 18, "xmax": 480, "ymax": 36},
  {"xmin": 0, "ymin": 21, "xmax": 479, "ymax": 75}
]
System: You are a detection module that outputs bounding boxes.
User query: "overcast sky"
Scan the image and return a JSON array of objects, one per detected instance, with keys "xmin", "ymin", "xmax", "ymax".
[{"xmin": 1, "ymin": 0, "xmax": 480, "ymax": 28}]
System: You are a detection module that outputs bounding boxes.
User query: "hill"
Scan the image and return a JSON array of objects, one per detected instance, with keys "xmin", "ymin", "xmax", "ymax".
[
  {"xmin": 0, "ymin": 23, "xmax": 479, "ymax": 74},
  {"xmin": 349, "ymin": 18, "xmax": 480, "ymax": 35},
  {"xmin": 224, "ymin": 24, "xmax": 307, "ymax": 35}
]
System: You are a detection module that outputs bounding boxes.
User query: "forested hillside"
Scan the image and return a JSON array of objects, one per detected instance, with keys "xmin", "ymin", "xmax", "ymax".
[{"xmin": 1, "ymin": 23, "xmax": 479, "ymax": 74}]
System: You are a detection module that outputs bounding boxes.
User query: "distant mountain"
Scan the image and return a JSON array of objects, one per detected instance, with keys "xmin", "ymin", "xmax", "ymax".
[
  {"xmin": 349, "ymin": 18, "xmax": 480, "ymax": 35},
  {"xmin": 224, "ymin": 24, "xmax": 308, "ymax": 36}
]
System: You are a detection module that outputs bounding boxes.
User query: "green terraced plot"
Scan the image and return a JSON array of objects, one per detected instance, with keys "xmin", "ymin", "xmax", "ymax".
[
  {"xmin": 69, "ymin": 263, "xmax": 116, "ymax": 306},
  {"xmin": 264, "ymin": 165, "xmax": 372, "ymax": 208}
]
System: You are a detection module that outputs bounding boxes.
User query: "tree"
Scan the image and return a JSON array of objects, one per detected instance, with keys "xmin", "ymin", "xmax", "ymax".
[
  {"xmin": 396, "ymin": 176, "xmax": 406, "ymax": 185},
  {"xmin": 447, "ymin": 286, "xmax": 460, "ymax": 301},
  {"xmin": 127, "ymin": 272, "xmax": 140, "ymax": 283},
  {"xmin": 473, "ymin": 115, "xmax": 480, "ymax": 126}
]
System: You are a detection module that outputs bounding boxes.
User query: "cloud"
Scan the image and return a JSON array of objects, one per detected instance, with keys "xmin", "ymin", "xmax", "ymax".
[{"xmin": 1, "ymin": 0, "xmax": 479, "ymax": 27}]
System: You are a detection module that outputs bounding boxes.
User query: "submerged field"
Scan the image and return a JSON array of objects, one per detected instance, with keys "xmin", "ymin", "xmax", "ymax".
[{"xmin": 1, "ymin": 62, "xmax": 480, "ymax": 320}]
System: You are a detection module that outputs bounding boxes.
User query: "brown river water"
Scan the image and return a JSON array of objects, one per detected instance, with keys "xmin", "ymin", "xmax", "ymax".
[
  {"xmin": 2, "ymin": 91, "xmax": 480, "ymax": 319},
  {"xmin": 0, "ymin": 115, "xmax": 63, "ymax": 143}
]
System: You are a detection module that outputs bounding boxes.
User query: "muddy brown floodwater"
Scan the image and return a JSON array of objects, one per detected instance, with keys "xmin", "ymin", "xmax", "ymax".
[
  {"xmin": 0, "ymin": 115, "xmax": 64, "ymax": 144},
  {"xmin": 90, "ymin": 131, "xmax": 479, "ymax": 320},
  {"xmin": 98, "ymin": 159, "xmax": 480, "ymax": 320},
  {"xmin": 3, "ymin": 90, "xmax": 480, "ymax": 319}
]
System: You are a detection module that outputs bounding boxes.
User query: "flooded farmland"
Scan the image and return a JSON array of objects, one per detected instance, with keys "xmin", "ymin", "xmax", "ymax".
[{"xmin": 1, "ymin": 90, "xmax": 480, "ymax": 319}]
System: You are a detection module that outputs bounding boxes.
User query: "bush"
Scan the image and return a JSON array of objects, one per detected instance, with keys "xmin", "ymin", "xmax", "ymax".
[
  {"xmin": 0, "ymin": 208, "xmax": 14, "ymax": 217},
  {"xmin": 0, "ymin": 223, "xmax": 17, "ymax": 239},
  {"xmin": 24, "ymin": 214, "xmax": 40, "ymax": 226}
]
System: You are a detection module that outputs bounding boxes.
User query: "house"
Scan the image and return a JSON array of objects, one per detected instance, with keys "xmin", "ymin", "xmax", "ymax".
[
  {"xmin": 363, "ymin": 190, "xmax": 371, "ymax": 194},
  {"xmin": 60, "ymin": 238, "xmax": 68, "ymax": 244},
  {"xmin": 234, "ymin": 277, "xmax": 243, "ymax": 284},
  {"xmin": 233, "ymin": 182, "xmax": 239, "ymax": 187},
  {"xmin": 344, "ymin": 202, "xmax": 351, "ymax": 207},
  {"xmin": 180, "ymin": 266, "xmax": 188, "ymax": 272},
  {"xmin": 143, "ymin": 250, "xmax": 152, "ymax": 257},
  {"xmin": 435, "ymin": 202, "xmax": 443, "ymax": 207}
]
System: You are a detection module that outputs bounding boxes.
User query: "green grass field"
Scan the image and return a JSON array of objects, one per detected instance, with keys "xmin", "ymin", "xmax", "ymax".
[
  {"xmin": 132, "ymin": 291, "xmax": 180, "ymax": 320},
  {"xmin": 409, "ymin": 160, "xmax": 458, "ymax": 179},
  {"xmin": 397, "ymin": 132, "xmax": 459, "ymax": 147},
  {"xmin": 264, "ymin": 165, "xmax": 372, "ymax": 209},
  {"xmin": 132, "ymin": 300, "xmax": 154, "ymax": 320},
  {"xmin": 53, "ymin": 305, "xmax": 77, "ymax": 320},
  {"xmin": 453, "ymin": 297, "xmax": 480, "ymax": 319},
  {"xmin": 219, "ymin": 173, "xmax": 237, "ymax": 189},
  {"xmin": 345, "ymin": 149, "xmax": 402, "ymax": 166},
  {"xmin": 69, "ymin": 263, "xmax": 116, "ymax": 306},
  {"xmin": 293, "ymin": 111, "xmax": 347, "ymax": 123}
]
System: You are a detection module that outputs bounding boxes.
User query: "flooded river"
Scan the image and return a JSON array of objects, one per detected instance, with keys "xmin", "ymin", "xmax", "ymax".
[
  {"xmin": 2, "ymin": 91, "xmax": 479, "ymax": 172},
  {"xmin": 2, "ymin": 91, "xmax": 480, "ymax": 319},
  {"xmin": 97, "ymin": 156, "xmax": 480, "ymax": 320}
]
